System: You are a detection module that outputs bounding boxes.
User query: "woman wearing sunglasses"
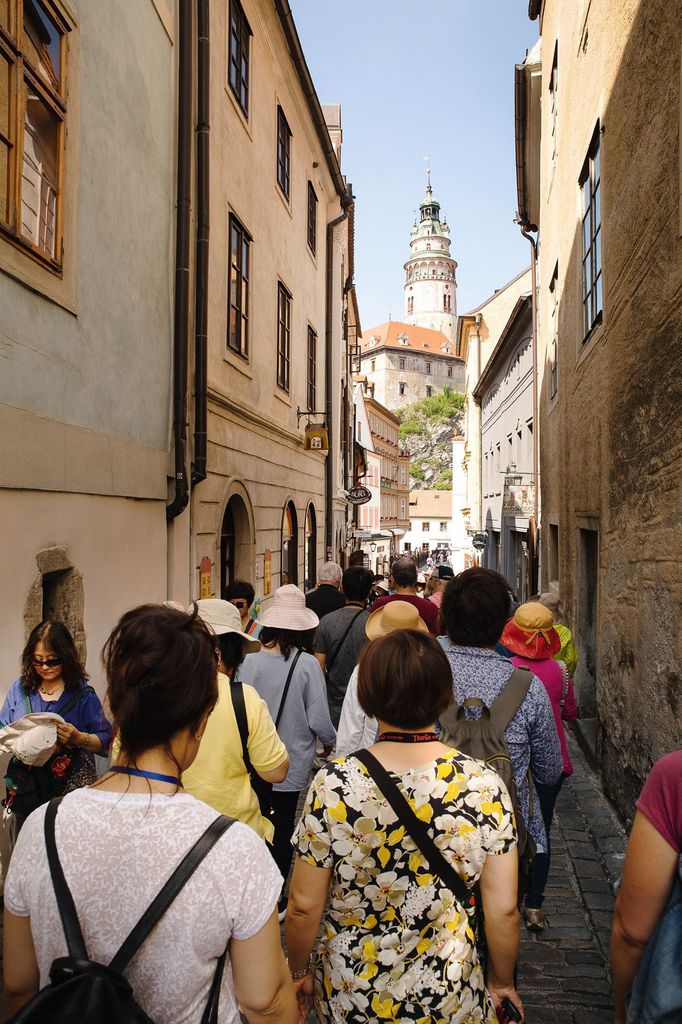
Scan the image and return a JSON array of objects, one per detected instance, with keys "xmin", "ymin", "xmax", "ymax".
[{"xmin": 0, "ymin": 622, "xmax": 113, "ymax": 813}]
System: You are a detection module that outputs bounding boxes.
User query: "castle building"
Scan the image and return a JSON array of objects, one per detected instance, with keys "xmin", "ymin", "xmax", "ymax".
[{"xmin": 358, "ymin": 174, "xmax": 464, "ymax": 411}]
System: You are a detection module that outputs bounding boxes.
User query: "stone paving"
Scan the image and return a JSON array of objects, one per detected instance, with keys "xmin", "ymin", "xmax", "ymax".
[{"xmin": 516, "ymin": 730, "xmax": 627, "ymax": 1023}]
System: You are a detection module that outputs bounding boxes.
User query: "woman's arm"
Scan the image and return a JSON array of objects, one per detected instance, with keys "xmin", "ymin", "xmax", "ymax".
[
  {"xmin": 230, "ymin": 909, "xmax": 298, "ymax": 1024},
  {"xmin": 478, "ymin": 847, "xmax": 524, "ymax": 1019},
  {"xmin": 611, "ymin": 811, "xmax": 678, "ymax": 1023},
  {"xmin": 561, "ymin": 676, "xmax": 578, "ymax": 722},
  {"xmin": 285, "ymin": 858, "xmax": 332, "ymax": 1021},
  {"xmin": 4, "ymin": 908, "xmax": 39, "ymax": 1016},
  {"xmin": 335, "ymin": 672, "xmax": 366, "ymax": 759}
]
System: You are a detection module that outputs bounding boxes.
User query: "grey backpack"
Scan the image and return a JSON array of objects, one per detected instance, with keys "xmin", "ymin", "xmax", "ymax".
[{"xmin": 438, "ymin": 667, "xmax": 537, "ymax": 895}]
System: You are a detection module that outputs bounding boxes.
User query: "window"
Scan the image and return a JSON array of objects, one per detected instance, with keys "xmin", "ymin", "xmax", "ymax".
[
  {"xmin": 276, "ymin": 282, "xmax": 291, "ymax": 390},
  {"xmin": 422, "ymin": 522, "xmax": 429, "ymax": 532},
  {"xmin": 550, "ymin": 262, "xmax": 558, "ymax": 398},
  {"xmin": 443, "ymin": 293, "xmax": 451, "ymax": 312},
  {"xmin": 399, "ymin": 357, "xmax": 405, "ymax": 370},
  {"xmin": 400, "ymin": 500, "xmax": 406, "ymax": 519},
  {"xmin": 548, "ymin": 522, "xmax": 559, "ymax": 582},
  {"xmin": 399, "ymin": 382, "xmax": 406, "ymax": 396},
  {"xmin": 371, "ymin": 358, "xmax": 376, "ymax": 372},
  {"xmin": 407, "ymin": 295, "xmax": 413, "ymax": 314},
  {"xmin": 228, "ymin": 0, "xmax": 251, "ymax": 116},
  {"xmin": 439, "ymin": 521, "xmax": 447, "ymax": 532},
  {"xmin": 0, "ymin": 0, "xmax": 70, "ymax": 266},
  {"xmin": 425, "ymin": 361, "xmax": 431, "ymax": 373},
  {"xmin": 306, "ymin": 325, "xmax": 317, "ymax": 410},
  {"xmin": 228, "ymin": 214, "xmax": 250, "ymax": 357},
  {"xmin": 307, "ymin": 180, "xmax": 317, "ymax": 254},
  {"xmin": 426, "ymin": 386, "xmax": 433, "ymax": 397},
  {"xmin": 580, "ymin": 124, "xmax": 602, "ymax": 338},
  {"xmin": 276, "ymin": 106, "xmax": 291, "ymax": 199},
  {"xmin": 549, "ymin": 44, "xmax": 558, "ymax": 172},
  {"xmin": 447, "ymin": 367, "xmax": 453, "ymax": 378}
]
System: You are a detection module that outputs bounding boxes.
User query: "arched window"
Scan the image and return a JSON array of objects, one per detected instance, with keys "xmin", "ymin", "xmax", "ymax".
[
  {"xmin": 304, "ymin": 503, "xmax": 317, "ymax": 591},
  {"xmin": 220, "ymin": 493, "xmax": 251, "ymax": 596},
  {"xmin": 281, "ymin": 501, "xmax": 298, "ymax": 586}
]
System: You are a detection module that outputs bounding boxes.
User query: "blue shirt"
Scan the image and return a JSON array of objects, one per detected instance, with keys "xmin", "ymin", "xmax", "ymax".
[
  {"xmin": 444, "ymin": 646, "xmax": 563, "ymax": 853},
  {"xmin": 0, "ymin": 678, "xmax": 113, "ymax": 760}
]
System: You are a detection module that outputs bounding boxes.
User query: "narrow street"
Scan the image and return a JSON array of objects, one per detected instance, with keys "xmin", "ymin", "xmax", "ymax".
[{"xmin": 517, "ymin": 732, "xmax": 625, "ymax": 1023}]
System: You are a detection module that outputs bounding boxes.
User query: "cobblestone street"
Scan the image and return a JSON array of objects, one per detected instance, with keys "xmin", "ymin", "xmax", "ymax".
[{"xmin": 517, "ymin": 731, "xmax": 626, "ymax": 1023}]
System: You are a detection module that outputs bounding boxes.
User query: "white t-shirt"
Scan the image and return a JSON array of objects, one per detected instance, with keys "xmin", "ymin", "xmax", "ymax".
[{"xmin": 4, "ymin": 788, "xmax": 283, "ymax": 1024}]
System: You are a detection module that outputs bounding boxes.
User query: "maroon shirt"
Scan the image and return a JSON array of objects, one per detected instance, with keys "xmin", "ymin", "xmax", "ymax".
[
  {"xmin": 637, "ymin": 749, "xmax": 682, "ymax": 853},
  {"xmin": 368, "ymin": 593, "xmax": 440, "ymax": 635}
]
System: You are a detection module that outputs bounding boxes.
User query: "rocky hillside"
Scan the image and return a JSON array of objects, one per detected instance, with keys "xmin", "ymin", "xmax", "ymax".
[{"xmin": 398, "ymin": 389, "xmax": 464, "ymax": 490}]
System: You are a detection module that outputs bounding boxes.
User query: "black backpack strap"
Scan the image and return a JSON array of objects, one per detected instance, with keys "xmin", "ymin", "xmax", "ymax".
[
  {"xmin": 45, "ymin": 796, "xmax": 88, "ymax": 959},
  {"xmin": 58, "ymin": 684, "xmax": 96, "ymax": 718},
  {"xmin": 230, "ymin": 675, "xmax": 255, "ymax": 776},
  {"xmin": 490, "ymin": 667, "xmax": 532, "ymax": 730},
  {"xmin": 353, "ymin": 749, "xmax": 472, "ymax": 911},
  {"xmin": 325, "ymin": 609, "xmax": 365, "ymax": 675},
  {"xmin": 109, "ymin": 814, "xmax": 236, "ymax": 973},
  {"xmin": 274, "ymin": 649, "xmax": 303, "ymax": 729}
]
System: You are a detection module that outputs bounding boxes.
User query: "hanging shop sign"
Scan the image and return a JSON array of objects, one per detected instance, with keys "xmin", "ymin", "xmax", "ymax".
[
  {"xmin": 502, "ymin": 477, "xmax": 535, "ymax": 517},
  {"xmin": 471, "ymin": 533, "xmax": 488, "ymax": 551},
  {"xmin": 263, "ymin": 548, "xmax": 272, "ymax": 596},
  {"xmin": 199, "ymin": 556, "xmax": 213, "ymax": 598},
  {"xmin": 346, "ymin": 484, "xmax": 372, "ymax": 505},
  {"xmin": 304, "ymin": 423, "xmax": 329, "ymax": 451}
]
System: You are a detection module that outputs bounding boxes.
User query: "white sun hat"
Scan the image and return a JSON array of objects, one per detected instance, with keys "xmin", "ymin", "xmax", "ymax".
[
  {"xmin": 258, "ymin": 584, "xmax": 319, "ymax": 631},
  {"xmin": 0, "ymin": 712, "xmax": 65, "ymax": 767},
  {"xmin": 195, "ymin": 599, "xmax": 261, "ymax": 654}
]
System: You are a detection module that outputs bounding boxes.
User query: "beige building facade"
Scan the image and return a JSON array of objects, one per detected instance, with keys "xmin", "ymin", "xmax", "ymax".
[
  {"xmin": 0, "ymin": 0, "xmax": 177, "ymax": 695},
  {"xmin": 519, "ymin": 0, "xmax": 682, "ymax": 815},
  {"xmin": 192, "ymin": 0, "xmax": 357, "ymax": 603},
  {"xmin": 359, "ymin": 320, "xmax": 464, "ymax": 411}
]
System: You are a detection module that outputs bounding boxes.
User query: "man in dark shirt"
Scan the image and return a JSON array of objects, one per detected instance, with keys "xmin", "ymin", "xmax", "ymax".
[
  {"xmin": 305, "ymin": 561, "xmax": 346, "ymax": 620},
  {"xmin": 368, "ymin": 556, "xmax": 440, "ymax": 634},
  {"xmin": 314, "ymin": 566, "xmax": 373, "ymax": 727}
]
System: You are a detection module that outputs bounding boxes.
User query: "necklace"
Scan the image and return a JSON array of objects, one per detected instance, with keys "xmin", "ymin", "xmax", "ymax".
[
  {"xmin": 109, "ymin": 766, "xmax": 183, "ymax": 787},
  {"xmin": 378, "ymin": 731, "xmax": 440, "ymax": 743},
  {"xmin": 39, "ymin": 684, "xmax": 63, "ymax": 697}
]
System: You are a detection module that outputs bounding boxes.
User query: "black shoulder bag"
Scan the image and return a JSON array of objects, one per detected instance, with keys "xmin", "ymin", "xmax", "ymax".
[
  {"xmin": 323, "ymin": 609, "xmax": 365, "ymax": 690},
  {"xmin": 8, "ymin": 797, "xmax": 235, "ymax": 1024},
  {"xmin": 4, "ymin": 686, "xmax": 99, "ymax": 821},
  {"xmin": 353, "ymin": 748, "xmax": 487, "ymax": 969},
  {"xmin": 231, "ymin": 650, "xmax": 302, "ymax": 821}
]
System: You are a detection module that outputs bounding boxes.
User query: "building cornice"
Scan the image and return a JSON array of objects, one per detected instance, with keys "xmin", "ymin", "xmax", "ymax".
[{"xmin": 472, "ymin": 295, "xmax": 532, "ymax": 403}]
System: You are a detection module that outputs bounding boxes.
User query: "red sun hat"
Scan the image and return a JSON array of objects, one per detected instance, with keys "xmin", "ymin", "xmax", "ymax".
[{"xmin": 501, "ymin": 602, "xmax": 561, "ymax": 660}]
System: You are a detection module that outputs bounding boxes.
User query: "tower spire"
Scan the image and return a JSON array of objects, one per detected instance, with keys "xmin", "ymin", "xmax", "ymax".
[{"xmin": 404, "ymin": 169, "xmax": 457, "ymax": 341}]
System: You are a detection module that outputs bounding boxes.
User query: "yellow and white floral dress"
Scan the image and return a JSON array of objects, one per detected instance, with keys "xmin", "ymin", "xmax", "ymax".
[{"xmin": 293, "ymin": 749, "xmax": 516, "ymax": 1024}]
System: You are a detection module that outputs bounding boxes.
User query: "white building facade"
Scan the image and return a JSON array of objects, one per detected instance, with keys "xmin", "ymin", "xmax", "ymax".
[
  {"xmin": 404, "ymin": 173, "xmax": 458, "ymax": 342},
  {"xmin": 402, "ymin": 491, "xmax": 453, "ymax": 558}
]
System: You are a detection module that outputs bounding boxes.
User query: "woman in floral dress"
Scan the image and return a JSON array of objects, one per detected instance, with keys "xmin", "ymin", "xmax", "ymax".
[{"xmin": 285, "ymin": 628, "xmax": 523, "ymax": 1024}]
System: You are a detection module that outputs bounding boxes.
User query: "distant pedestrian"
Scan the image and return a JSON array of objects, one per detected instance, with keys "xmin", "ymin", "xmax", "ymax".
[
  {"xmin": 427, "ymin": 563, "xmax": 454, "ymax": 611},
  {"xmin": 183, "ymin": 599, "xmax": 289, "ymax": 842},
  {"xmin": 2, "ymin": 603, "xmax": 298, "ymax": 1024},
  {"xmin": 240, "ymin": 585, "xmax": 336, "ymax": 914},
  {"xmin": 313, "ymin": 566, "xmax": 373, "ymax": 727},
  {"xmin": 537, "ymin": 591, "xmax": 579, "ymax": 677},
  {"xmin": 335, "ymin": 600, "xmax": 429, "ymax": 757},
  {"xmin": 440, "ymin": 568, "xmax": 563, "ymax": 859},
  {"xmin": 224, "ymin": 579, "xmax": 262, "ymax": 638},
  {"xmin": 611, "ymin": 750, "xmax": 682, "ymax": 1024},
  {"xmin": 368, "ymin": 555, "xmax": 440, "ymax": 634},
  {"xmin": 305, "ymin": 561, "xmax": 345, "ymax": 620},
  {"xmin": 501, "ymin": 602, "xmax": 579, "ymax": 931}
]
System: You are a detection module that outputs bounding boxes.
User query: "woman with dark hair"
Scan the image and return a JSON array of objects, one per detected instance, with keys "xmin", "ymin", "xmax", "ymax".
[
  {"xmin": 3, "ymin": 603, "xmax": 298, "ymax": 1024},
  {"xmin": 286, "ymin": 629, "xmax": 522, "ymax": 1024},
  {"xmin": 240, "ymin": 585, "xmax": 336, "ymax": 914},
  {"xmin": 0, "ymin": 621, "xmax": 112, "ymax": 786},
  {"xmin": 225, "ymin": 580, "xmax": 262, "ymax": 638}
]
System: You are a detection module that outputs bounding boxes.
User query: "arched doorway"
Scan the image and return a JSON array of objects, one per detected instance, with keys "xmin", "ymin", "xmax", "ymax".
[
  {"xmin": 220, "ymin": 492, "xmax": 252, "ymax": 596},
  {"xmin": 281, "ymin": 501, "xmax": 298, "ymax": 586},
  {"xmin": 303, "ymin": 503, "xmax": 316, "ymax": 591}
]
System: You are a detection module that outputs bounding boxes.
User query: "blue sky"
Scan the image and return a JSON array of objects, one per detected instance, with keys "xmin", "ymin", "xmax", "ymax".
[{"xmin": 290, "ymin": 0, "xmax": 538, "ymax": 329}]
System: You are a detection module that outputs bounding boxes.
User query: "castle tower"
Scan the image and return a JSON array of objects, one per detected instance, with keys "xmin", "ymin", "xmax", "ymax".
[{"xmin": 404, "ymin": 171, "xmax": 457, "ymax": 341}]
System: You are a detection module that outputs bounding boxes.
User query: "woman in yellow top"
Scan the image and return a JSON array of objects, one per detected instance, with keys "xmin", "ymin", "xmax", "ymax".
[
  {"xmin": 183, "ymin": 599, "xmax": 289, "ymax": 841},
  {"xmin": 285, "ymin": 629, "xmax": 522, "ymax": 1024}
]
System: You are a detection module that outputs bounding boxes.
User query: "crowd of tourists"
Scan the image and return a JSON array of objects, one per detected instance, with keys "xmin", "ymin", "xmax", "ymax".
[{"xmin": 0, "ymin": 558, "xmax": 679, "ymax": 1023}]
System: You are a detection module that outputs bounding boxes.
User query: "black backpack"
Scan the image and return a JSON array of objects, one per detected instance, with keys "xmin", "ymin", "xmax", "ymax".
[
  {"xmin": 438, "ymin": 667, "xmax": 537, "ymax": 898},
  {"xmin": 8, "ymin": 797, "xmax": 235, "ymax": 1024}
]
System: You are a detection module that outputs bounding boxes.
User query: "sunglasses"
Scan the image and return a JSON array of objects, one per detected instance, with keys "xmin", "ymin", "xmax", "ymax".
[
  {"xmin": 231, "ymin": 600, "xmax": 248, "ymax": 610},
  {"xmin": 32, "ymin": 657, "xmax": 62, "ymax": 668}
]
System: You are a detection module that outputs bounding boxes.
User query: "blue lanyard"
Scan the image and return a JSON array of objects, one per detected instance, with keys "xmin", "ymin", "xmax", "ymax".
[{"xmin": 110, "ymin": 765, "xmax": 183, "ymax": 787}]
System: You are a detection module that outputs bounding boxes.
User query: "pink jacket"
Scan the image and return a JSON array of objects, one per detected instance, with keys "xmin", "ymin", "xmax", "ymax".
[{"xmin": 511, "ymin": 655, "xmax": 578, "ymax": 776}]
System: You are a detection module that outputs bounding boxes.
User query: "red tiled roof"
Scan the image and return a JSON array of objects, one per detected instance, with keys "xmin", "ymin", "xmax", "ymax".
[{"xmin": 360, "ymin": 321, "xmax": 459, "ymax": 358}]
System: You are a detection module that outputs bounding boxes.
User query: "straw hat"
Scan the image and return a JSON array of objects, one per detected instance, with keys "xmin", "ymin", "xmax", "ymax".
[
  {"xmin": 365, "ymin": 600, "xmax": 429, "ymax": 640},
  {"xmin": 258, "ymin": 584, "xmax": 319, "ymax": 631},
  {"xmin": 500, "ymin": 601, "xmax": 561, "ymax": 660},
  {"xmin": 196, "ymin": 599, "xmax": 261, "ymax": 654}
]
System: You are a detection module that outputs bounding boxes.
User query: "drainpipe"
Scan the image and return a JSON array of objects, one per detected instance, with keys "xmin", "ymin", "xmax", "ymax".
[
  {"xmin": 475, "ymin": 313, "xmax": 483, "ymax": 536},
  {"xmin": 519, "ymin": 226, "xmax": 539, "ymax": 523},
  {"xmin": 167, "ymin": 0, "xmax": 192, "ymax": 521},
  {"xmin": 325, "ymin": 207, "xmax": 349, "ymax": 559},
  {"xmin": 192, "ymin": 0, "xmax": 210, "ymax": 486}
]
